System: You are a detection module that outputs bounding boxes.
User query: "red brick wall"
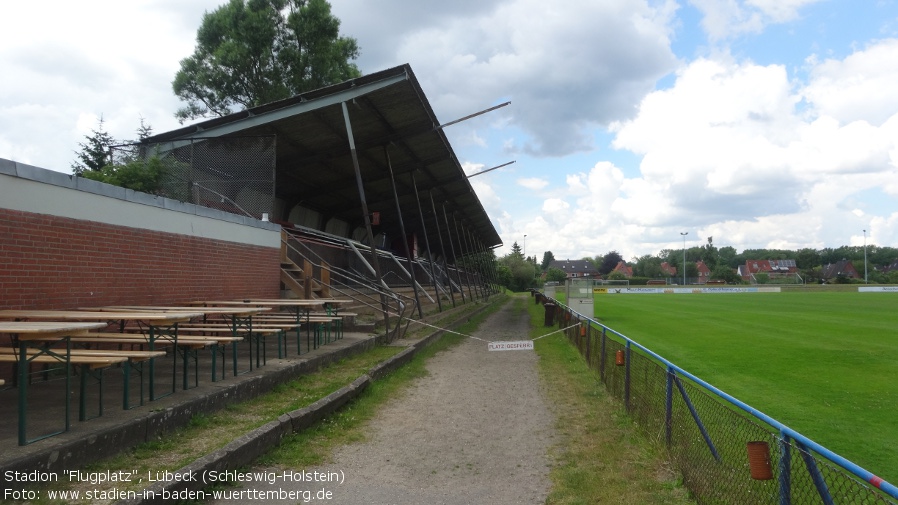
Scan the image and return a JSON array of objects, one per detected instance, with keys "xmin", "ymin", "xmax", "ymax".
[{"xmin": 0, "ymin": 208, "xmax": 280, "ymax": 309}]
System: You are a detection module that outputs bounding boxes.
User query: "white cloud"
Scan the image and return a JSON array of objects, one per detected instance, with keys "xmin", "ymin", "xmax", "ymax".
[
  {"xmin": 689, "ymin": 0, "xmax": 823, "ymax": 41},
  {"xmin": 507, "ymin": 40, "xmax": 898, "ymax": 259},
  {"xmin": 517, "ymin": 177, "xmax": 549, "ymax": 190},
  {"xmin": 352, "ymin": 0, "xmax": 679, "ymax": 156},
  {"xmin": 803, "ymin": 39, "xmax": 898, "ymax": 126}
]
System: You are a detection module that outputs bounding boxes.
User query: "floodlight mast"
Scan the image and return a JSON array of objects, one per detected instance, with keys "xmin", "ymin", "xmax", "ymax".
[
  {"xmin": 863, "ymin": 229, "xmax": 868, "ymax": 284},
  {"xmin": 680, "ymin": 232, "xmax": 688, "ymax": 285}
]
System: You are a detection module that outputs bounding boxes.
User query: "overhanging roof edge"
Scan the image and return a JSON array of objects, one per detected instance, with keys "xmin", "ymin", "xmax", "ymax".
[{"xmin": 168, "ymin": 70, "xmax": 409, "ymax": 140}]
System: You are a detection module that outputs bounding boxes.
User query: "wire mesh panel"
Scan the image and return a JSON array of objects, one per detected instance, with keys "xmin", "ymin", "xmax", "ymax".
[
  {"xmin": 548, "ymin": 293, "xmax": 898, "ymax": 505},
  {"xmin": 112, "ymin": 136, "xmax": 276, "ymax": 219}
]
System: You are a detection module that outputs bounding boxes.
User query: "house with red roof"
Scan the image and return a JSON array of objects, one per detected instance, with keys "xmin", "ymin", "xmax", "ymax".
[
  {"xmin": 660, "ymin": 262, "xmax": 677, "ymax": 277},
  {"xmin": 696, "ymin": 260, "xmax": 712, "ymax": 284},
  {"xmin": 737, "ymin": 259, "xmax": 799, "ymax": 282},
  {"xmin": 612, "ymin": 261, "xmax": 633, "ymax": 277}
]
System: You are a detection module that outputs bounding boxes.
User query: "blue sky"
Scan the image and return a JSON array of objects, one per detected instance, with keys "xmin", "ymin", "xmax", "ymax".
[{"xmin": 2, "ymin": 0, "xmax": 897, "ymax": 261}]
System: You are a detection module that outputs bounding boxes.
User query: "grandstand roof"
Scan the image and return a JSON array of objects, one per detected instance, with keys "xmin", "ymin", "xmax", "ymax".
[{"xmin": 144, "ymin": 64, "xmax": 502, "ymax": 251}]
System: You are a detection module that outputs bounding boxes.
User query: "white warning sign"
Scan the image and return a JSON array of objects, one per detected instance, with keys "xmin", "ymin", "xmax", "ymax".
[{"xmin": 488, "ymin": 340, "xmax": 534, "ymax": 351}]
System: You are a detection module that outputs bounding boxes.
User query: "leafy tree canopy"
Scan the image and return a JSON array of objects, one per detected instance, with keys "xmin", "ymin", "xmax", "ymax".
[
  {"xmin": 80, "ymin": 157, "xmax": 169, "ymax": 194},
  {"xmin": 598, "ymin": 251, "xmax": 623, "ymax": 275},
  {"xmin": 545, "ymin": 267, "xmax": 566, "ymax": 283},
  {"xmin": 173, "ymin": 0, "xmax": 361, "ymax": 122}
]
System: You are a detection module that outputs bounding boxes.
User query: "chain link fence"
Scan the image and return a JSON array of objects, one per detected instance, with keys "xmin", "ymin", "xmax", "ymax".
[
  {"xmin": 111, "ymin": 136, "xmax": 276, "ymax": 220},
  {"xmin": 536, "ymin": 291, "xmax": 897, "ymax": 505}
]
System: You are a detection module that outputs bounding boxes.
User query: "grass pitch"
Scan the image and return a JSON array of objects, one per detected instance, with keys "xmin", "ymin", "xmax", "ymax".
[{"xmin": 590, "ymin": 291, "xmax": 898, "ymax": 484}]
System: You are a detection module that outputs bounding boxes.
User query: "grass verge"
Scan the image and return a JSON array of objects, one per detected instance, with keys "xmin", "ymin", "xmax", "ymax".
[{"xmin": 526, "ymin": 295, "xmax": 695, "ymax": 505}]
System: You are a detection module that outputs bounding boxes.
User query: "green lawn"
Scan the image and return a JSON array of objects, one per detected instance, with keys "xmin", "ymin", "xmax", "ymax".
[{"xmin": 590, "ymin": 292, "xmax": 898, "ymax": 484}]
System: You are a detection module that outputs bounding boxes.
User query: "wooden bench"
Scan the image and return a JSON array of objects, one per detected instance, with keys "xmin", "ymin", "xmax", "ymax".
[
  {"xmin": 0, "ymin": 352, "xmax": 127, "ymax": 368},
  {"xmin": 0, "ymin": 350, "xmax": 130, "ymax": 423},
  {"xmin": 0, "ymin": 346, "xmax": 166, "ymax": 411},
  {"xmin": 255, "ymin": 313, "xmax": 346, "ymax": 345},
  {"xmin": 75, "ymin": 331, "xmax": 239, "ymax": 390},
  {"xmin": 252, "ymin": 314, "xmax": 342, "ymax": 349},
  {"xmin": 179, "ymin": 323, "xmax": 297, "ymax": 358},
  {"xmin": 176, "ymin": 326, "xmax": 272, "ymax": 376},
  {"xmin": 0, "ymin": 347, "xmax": 163, "ymax": 362}
]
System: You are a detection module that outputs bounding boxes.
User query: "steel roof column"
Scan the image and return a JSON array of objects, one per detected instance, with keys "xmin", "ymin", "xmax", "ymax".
[
  {"xmin": 460, "ymin": 224, "xmax": 483, "ymax": 300},
  {"xmin": 385, "ymin": 146, "xmax": 423, "ymax": 319},
  {"xmin": 441, "ymin": 203, "xmax": 467, "ymax": 304},
  {"xmin": 430, "ymin": 191, "xmax": 456, "ymax": 308},
  {"xmin": 472, "ymin": 234, "xmax": 492, "ymax": 298},
  {"xmin": 451, "ymin": 212, "xmax": 476, "ymax": 302},
  {"xmin": 342, "ymin": 101, "xmax": 391, "ymax": 337},
  {"xmin": 412, "ymin": 172, "xmax": 442, "ymax": 312}
]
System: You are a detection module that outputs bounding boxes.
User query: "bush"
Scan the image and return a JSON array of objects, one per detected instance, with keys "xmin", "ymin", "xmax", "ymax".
[{"xmin": 79, "ymin": 157, "xmax": 168, "ymax": 194}]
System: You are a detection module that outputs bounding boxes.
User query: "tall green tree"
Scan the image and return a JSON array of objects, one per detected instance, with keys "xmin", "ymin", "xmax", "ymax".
[
  {"xmin": 701, "ymin": 236, "xmax": 718, "ymax": 269},
  {"xmin": 173, "ymin": 0, "xmax": 361, "ymax": 122},
  {"xmin": 540, "ymin": 251, "xmax": 555, "ymax": 271},
  {"xmin": 598, "ymin": 251, "xmax": 623, "ymax": 274},
  {"xmin": 498, "ymin": 244, "xmax": 536, "ymax": 292},
  {"xmin": 634, "ymin": 254, "xmax": 662, "ymax": 278},
  {"xmin": 71, "ymin": 117, "xmax": 116, "ymax": 175}
]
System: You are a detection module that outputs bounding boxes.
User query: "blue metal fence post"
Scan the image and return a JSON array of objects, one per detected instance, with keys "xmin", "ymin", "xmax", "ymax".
[
  {"xmin": 624, "ymin": 341, "xmax": 631, "ymax": 412},
  {"xmin": 779, "ymin": 433, "xmax": 792, "ymax": 505},
  {"xmin": 600, "ymin": 328, "xmax": 606, "ymax": 381},
  {"xmin": 798, "ymin": 441, "xmax": 836, "ymax": 505},
  {"xmin": 666, "ymin": 367, "xmax": 674, "ymax": 447},
  {"xmin": 673, "ymin": 375, "xmax": 721, "ymax": 461}
]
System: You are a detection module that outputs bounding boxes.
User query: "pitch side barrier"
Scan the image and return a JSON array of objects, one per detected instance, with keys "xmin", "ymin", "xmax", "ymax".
[
  {"xmin": 593, "ymin": 286, "xmax": 781, "ymax": 294},
  {"xmin": 537, "ymin": 292, "xmax": 897, "ymax": 505}
]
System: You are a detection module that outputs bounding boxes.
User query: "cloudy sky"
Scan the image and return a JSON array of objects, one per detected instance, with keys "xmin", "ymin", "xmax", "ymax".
[{"xmin": 2, "ymin": 1, "xmax": 897, "ymax": 261}]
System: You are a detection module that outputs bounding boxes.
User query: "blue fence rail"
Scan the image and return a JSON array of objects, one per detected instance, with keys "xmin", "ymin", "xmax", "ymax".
[{"xmin": 535, "ymin": 291, "xmax": 897, "ymax": 505}]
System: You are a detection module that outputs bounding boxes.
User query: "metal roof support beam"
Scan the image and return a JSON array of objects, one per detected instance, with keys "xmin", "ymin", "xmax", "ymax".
[
  {"xmin": 451, "ymin": 211, "xmax": 476, "ymax": 302},
  {"xmin": 413, "ymin": 172, "xmax": 442, "ymax": 312},
  {"xmin": 430, "ymin": 191, "xmax": 456, "ymax": 308},
  {"xmin": 440, "ymin": 200, "xmax": 466, "ymax": 305},
  {"xmin": 487, "ymin": 242, "xmax": 499, "ymax": 294},
  {"xmin": 385, "ymin": 146, "xmax": 423, "ymax": 319},
  {"xmin": 461, "ymin": 224, "xmax": 484, "ymax": 300},
  {"xmin": 471, "ymin": 233, "xmax": 491, "ymax": 299},
  {"xmin": 342, "ymin": 101, "xmax": 391, "ymax": 338}
]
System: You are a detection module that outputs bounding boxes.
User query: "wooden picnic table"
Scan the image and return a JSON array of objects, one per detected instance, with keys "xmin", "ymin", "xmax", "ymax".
[
  {"xmin": 195, "ymin": 299, "xmax": 352, "ymax": 349},
  {"xmin": 0, "ymin": 310, "xmax": 201, "ymax": 401},
  {"xmin": 90, "ymin": 305, "xmax": 274, "ymax": 377},
  {"xmin": 0, "ymin": 321, "xmax": 107, "ymax": 445}
]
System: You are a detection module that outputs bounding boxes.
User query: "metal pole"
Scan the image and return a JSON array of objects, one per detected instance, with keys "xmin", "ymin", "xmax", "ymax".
[
  {"xmin": 460, "ymin": 225, "xmax": 483, "ymax": 300},
  {"xmin": 385, "ymin": 146, "xmax": 423, "ymax": 318},
  {"xmin": 412, "ymin": 172, "xmax": 442, "ymax": 312},
  {"xmin": 680, "ymin": 232, "xmax": 688, "ymax": 285},
  {"xmin": 429, "ymin": 191, "xmax": 456, "ymax": 308},
  {"xmin": 863, "ymin": 229, "xmax": 868, "ymax": 283},
  {"xmin": 342, "ymin": 102, "xmax": 391, "ymax": 337},
  {"xmin": 442, "ymin": 203, "xmax": 467, "ymax": 303},
  {"xmin": 451, "ymin": 212, "xmax": 476, "ymax": 302}
]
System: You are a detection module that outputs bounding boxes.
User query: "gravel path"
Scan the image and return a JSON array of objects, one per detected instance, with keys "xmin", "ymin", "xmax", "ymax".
[{"xmin": 213, "ymin": 299, "xmax": 557, "ymax": 504}]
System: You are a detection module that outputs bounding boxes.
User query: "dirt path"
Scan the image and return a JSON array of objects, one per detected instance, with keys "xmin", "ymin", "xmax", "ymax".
[{"xmin": 213, "ymin": 299, "xmax": 556, "ymax": 504}]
